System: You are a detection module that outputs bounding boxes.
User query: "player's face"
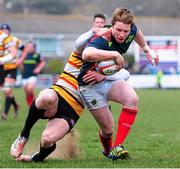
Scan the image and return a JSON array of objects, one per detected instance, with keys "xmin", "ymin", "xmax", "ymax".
[
  {"xmin": 1, "ymin": 29, "xmax": 10, "ymax": 35},
  {"xmin": 26, "ymin": 43, "xmax": 36, "ymax": 53},
  {"xmin": 111, "ymin": 21, "xmax": 131, "ymax": 43},
  {"xmin": 93, "ymin": 17, "xmax": 106, "ymax": 28}
]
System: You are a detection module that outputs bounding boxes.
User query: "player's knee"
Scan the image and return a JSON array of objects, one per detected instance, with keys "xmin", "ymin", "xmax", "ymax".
[
  {"xmin": 25, "ymin": 87, "xmax": 33, "ymax": 95},
  {"xmin": 43, "ymin": 94, "xmax": 57, "ymax": 105},
  {"xmin": 36, "ymin": 89, "xmax": 58, "ymax": 107},
  {"xmin": 126, "ymin": 94, "xmax": 139, "ymax": 107},
  {"xmin": 131, "ymin": 94, "xmax": 139, "ymax": 105},
  {"xmin": 41, "ymin": 132, "xmax": 54, "ymax": 147},
  {"xmin": 4, "ymin": 88, "xmax": 12, "ymax": 96}
]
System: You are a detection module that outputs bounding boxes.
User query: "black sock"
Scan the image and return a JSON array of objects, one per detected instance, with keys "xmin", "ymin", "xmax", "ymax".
[
  {"xmin": 20, "ymin": 100, "xmax": 46, "ymax": 138},
  {"xmin": 32, "ymin": 143, "xmax": 56, "ymax": 162},
  {"xmin": 109, "ymin": 104, "xmax": 112, "ymax": 111},
  {"xmin": 4, "ymin": 97, "xmax": 11, "ymax": 115},
  {"xmin": 11, "ymin": 96, "xmax": 18, "ymax": 110}
]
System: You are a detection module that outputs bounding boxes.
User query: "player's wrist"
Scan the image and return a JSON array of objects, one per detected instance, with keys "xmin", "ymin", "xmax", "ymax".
[
  {"xmin": 113, "ymin": 51, "xmax": 120, "ymax": 60},
  {"xmin": 0, "ymin": 53, "xmax": 14, "ymax": 63},
  {"xmin": 142, "ymin": 44, "xmax": 151, "ymax": 54}
]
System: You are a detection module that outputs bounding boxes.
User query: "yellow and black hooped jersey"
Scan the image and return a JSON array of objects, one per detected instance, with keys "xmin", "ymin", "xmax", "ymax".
[
  {"xmin": 52, "ymin": 52, "xmax": 84, "ymax": 117},
  {"xmin": 0, "ymin": 30, "xmax": 21, "ymax": 70},
  {"xmin": 3, "ymin": 35, "xmax": 22, "ymax": 70},
  {"xmin": 0, "ymin": 30, "xmax": 13, "ymax": 57}
]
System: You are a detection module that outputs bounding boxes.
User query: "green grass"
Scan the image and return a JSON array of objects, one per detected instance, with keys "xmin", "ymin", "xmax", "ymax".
[{"xmin": 0, "ymin": 88, "xmax": 180, "ymax": 168}]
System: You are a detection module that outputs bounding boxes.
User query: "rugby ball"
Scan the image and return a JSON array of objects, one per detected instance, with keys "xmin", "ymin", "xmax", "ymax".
[{"xmin": 96, "ymin": 59, "xmax": 118, "ymax": 76}]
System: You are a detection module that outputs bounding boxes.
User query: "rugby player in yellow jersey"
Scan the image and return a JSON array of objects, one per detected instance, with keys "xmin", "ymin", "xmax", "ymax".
[
  {"xmin": 10, "ymin": 14, "xmax": 130, "ymax": 162},
  {"xmin": 0, "ymin": 24, "xmax": 21, "ymax": 120}
]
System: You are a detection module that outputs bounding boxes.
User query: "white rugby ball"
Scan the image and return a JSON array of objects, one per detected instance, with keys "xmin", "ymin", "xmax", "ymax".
[{"xmin": 96, "ymin": 59, "xmax": 118, "ymax": 76}]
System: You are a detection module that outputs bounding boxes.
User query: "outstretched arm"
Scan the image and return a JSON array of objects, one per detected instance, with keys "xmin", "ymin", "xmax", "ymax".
[{"xmin": 135, "ymin": 29, "xmax": 159, "ymax": 66}]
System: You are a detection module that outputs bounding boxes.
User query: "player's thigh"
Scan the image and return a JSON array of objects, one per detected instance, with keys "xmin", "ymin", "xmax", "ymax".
[
  {"xmin": 4, "ymin": 77, "xmax": 16, "ymax": 91},
  {"xmin": 41, "ymin": 118, "xmax": 70, "ymax": 143},
  {"xmin": 4, "ymin": 69, "xmax": 17, "ymax": 86},
  {"xmin": 4, "ymin": 77, "xmax": 16, "ymax": 84},
  {"xmin": 26, "ymin": 77, "xmax": 37, "ymax": 90},
  {"xmin": 108, "ymin": 80, "xmax": 138, "ymax": 104},
  {"xmin": 90, "ymin": 107, "xmax": 114, "ymax": 132},
  {"xmin": 3, "ymin": 77, "xmax": 16, "ymax": 95},
  {"xmin": 26, "ymin": 82, "xmax": 36, "ymax": 92}
]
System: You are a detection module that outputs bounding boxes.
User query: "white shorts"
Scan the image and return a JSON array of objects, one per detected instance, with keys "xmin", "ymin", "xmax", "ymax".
[
  {"xmin": 4, "ymin": 81, "xmax": 15, "ymax": 88},
  {"xmin": 22, "ymin": 76, "xmax": 37, "ymax": 86},
  {"xmin": 78, "ymin": 80, "xmax": 121, "ymax": 110}
]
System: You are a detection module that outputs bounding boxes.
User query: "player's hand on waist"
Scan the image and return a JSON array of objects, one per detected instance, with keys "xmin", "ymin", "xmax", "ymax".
[
  {"xmin": 83, "ymin": 70, "xmax": 106, "ymax": 85},
  {"xmin": 33, "ymin": 68, "xmax": 41, "ymax": 74}
]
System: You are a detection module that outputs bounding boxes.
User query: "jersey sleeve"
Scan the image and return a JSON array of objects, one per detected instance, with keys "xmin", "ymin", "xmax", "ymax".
[
  {"xmin": 85, "ymin": 36, "xmax": 107, "ymax": 50},
  {"xmin": 33, "ymin": 53, "xmax": 41, "ymax": 63},
  {"xmin": 74, "ymin": 29, "xmax": 94, "ymax": 53},
  {"xmin": 3, "ymin": 35, "xmax": 16, "ymax": 49},
  {"xmin": 131, "ymin": 24, "xmax": 138, "ymax": 36}
]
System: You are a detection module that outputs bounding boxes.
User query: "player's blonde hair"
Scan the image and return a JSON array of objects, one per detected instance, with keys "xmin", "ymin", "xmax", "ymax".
[{"xmin": 111, "ymin": 7, "xmax": 134, "ymax": 25}]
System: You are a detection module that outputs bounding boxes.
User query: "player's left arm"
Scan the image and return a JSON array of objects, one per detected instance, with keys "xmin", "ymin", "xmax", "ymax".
[
  {"xmin": 33, "ymin": 57, "xmax": 46, "ymax": 74},
  {"xmin": 134, "ymin": 29, "xmax": 159, "ymax": 66}
]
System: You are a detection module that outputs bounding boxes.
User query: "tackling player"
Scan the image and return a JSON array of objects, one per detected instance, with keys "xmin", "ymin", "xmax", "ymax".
[{"xmin": 10, "ymin": 14, "xmax": 130, "ymax": 162}]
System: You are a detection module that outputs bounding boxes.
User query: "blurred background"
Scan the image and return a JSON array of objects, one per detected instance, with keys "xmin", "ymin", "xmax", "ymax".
[{"xmin": 1, "ymin": 0, "xmax": 180, "ymax": 88}]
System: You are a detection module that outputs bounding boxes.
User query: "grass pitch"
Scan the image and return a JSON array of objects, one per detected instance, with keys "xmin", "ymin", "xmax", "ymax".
[{"xmin": 0, "ymin": 88, "xmax": 180, "ymax": 168}]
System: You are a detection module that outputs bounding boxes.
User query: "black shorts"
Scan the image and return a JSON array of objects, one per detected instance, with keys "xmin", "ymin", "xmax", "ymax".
[
  {"xmin": 0, "ymin": 66, "xmax": 17, "ymax": 86},
  {"xmin": 49, "ymin": 91, "xmax": 80, "ymax": 131}
]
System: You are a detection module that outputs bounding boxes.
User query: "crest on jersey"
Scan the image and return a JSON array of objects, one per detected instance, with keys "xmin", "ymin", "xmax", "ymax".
[
  {"xmin": 125, "ymin": 35, "xmax": 134, "ymax": 43},
  {"xmin": 108, "ymin": 41, "xmax": 113, "ymax": 47}
]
